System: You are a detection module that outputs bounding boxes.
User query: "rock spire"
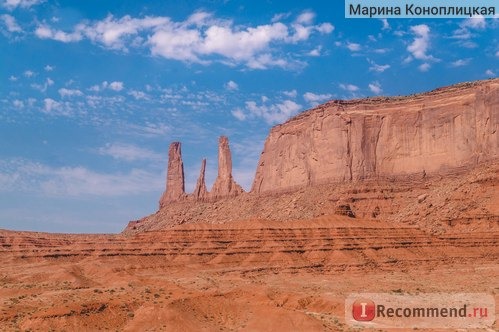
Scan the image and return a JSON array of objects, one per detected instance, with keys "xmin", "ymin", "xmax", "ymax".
[
  {"xmin": 159, "ymin": 142, "xmax": 185, "ymax": 207},
  {"xmin": 210, "ymin": 136, "xmax": 244, "ymax": 200}
]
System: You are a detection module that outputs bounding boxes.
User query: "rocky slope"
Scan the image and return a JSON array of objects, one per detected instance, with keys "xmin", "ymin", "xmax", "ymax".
[{"xmin": 252, "ymin": 79, "xmax": 498, "ymax": 194}]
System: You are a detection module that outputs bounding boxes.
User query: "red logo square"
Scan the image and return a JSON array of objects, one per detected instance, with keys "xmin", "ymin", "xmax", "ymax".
[{"xmin": 352, "ymin": 299, "xmax": 375, "ymax": 321}]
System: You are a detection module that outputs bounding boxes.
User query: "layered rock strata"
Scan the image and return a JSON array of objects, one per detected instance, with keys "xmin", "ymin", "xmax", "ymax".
[{"xmin": 252, "ymin": 79, "xmax": 499, "ymax": 194}]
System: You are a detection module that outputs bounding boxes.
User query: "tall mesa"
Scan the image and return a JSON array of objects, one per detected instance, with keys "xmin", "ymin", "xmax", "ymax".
[{"xmin": 252, "ymin": 79, "xmax": 499, "ymax": 194}]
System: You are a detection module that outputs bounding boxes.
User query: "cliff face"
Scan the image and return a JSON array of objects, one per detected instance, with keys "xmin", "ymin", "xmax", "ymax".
[{"xmin": 252, "ymin": 79, "xmax": 499, "ymax": 194}]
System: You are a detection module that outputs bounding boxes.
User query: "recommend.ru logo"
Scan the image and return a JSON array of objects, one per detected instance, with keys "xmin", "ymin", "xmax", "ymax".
[{"xmin": 346, "ymin": 293, "xmax": 495, "ymax": 329}]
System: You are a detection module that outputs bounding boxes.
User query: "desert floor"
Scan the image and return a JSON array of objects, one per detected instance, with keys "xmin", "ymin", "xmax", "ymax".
[{"xmin": 1, "ymin": 216, "xmax": 498, "ymax": 331}]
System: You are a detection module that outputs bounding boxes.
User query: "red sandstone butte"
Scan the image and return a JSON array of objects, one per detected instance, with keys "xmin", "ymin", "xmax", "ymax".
[{"xmin": 252, "ymin": 79, "xmax": 499, "ymax": 194}]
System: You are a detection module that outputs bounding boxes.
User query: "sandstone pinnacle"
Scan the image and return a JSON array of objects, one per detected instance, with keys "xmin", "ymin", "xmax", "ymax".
[
  {"xmin": 193, "ymin": 158, "xmax": 208, "ymax": 201},
  {"xmin": 159, "ymin": 142, "xmax": 185, "ymax": 207},
  {"xmin": 210, "ymin": 136, "xmax": 244, "ymax": 199}
]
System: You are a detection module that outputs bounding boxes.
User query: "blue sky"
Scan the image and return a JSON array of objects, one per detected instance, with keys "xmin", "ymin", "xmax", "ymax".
[{"xmin": 0, "ymin": 0, "xmax": 497, "ymax": 233}]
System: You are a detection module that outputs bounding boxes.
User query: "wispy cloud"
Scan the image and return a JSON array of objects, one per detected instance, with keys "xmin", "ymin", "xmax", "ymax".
[
  {"xmin": 1, "ymin": 14, "xmax": 22, "ymax": 33},
  {"xmin": 418, "ymin": 63, "xmax": 431, "ymax": 72},
  {"xmin": 225, "ymin": 80, "xmax": 238, "ymax": 91},
  {"xmin": 303, "ymin": 92, "xmax": 332, "ymax": 106},
  {"xmin": 24, "ymin": 70, "xmax": 35, "ymax": 77},
  {"xmin": 346, "ymin": 42, "xmax": 361, "ymax": 52},
  {"xmin": 97, "ymin": 143, "xmax": 163, "ymax": 162},
  {"xmin": 2, "ymin": 0, "xmax": 45, "ymax": 11},
  {"xmin": 58, "ymin": 88, "xmax": 83, "ymax": 98},
  {"xmin": 234, "ymin": 99, "xmax": 302, "ymax": 124},
  {"xmin": 451, "ymin": 16, "xmax": 487, "ymax": 48},
  {"xmin": 450, "ymin": 58, "xmax": 471, "ymax": 67},
  {"xmin": 0, "ymin": 159, "xmax": 163, "ymax": 197},
  {"xmin": 368, "ymin": 81, "xmax": 382, "ymax": 94},
  {"xmin": 368, "ymin": 59, "xmax": 390, "ymax": 72},
  {"xmin": 380, "ymin": 19, "xmax": 390, "ymax": 31},
  {"xmin": 339, "ymin": 83, "xmax": 359, "ymax": 92},
  {"xmin": 89, "ymin": 81, "xmax": 125, "ymax": 92},
  {"xmin": 485, "ymin": 69, "xmax": 495, "ymax": 77}
]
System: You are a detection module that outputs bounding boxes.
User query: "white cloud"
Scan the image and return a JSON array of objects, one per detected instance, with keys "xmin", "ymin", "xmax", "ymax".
[
  {"xmin": 307, "ymin": 46, "xmax": 322, "ymax": 56},
  {"xmin": 303, "ymin": 92, "xmax": 332, "ymax": 106},
  {"xmin": 2, "ymin": 0, "xmax": 44, "ymax": 10},
  {"xmin": 1, "ymin": 14, "xmax": 22, "ymax": 32},
  {"xmin": 87, "ymin": 15, "xmax": 170, "ymax": 50},
  {"xmin": 244, "ymin": 99, "xmax": 302, "ymax": 124},
  {"xmin": 24, "ymin": 70, "xmax": 35, "ymax": 78},
  {"xmin": 44, "ymin": 65, "xmax": 54, "ymax": 71},
  {"xmin": 346, "ymin": 42, "xmax": 361, "ymax": 52},
  {"xmin": 496, "ymin": 51, "xmax": 499, "ymax": 58},
  {"xmin": 407, "ymin": 24, "xmax": 433, "ymax": 61},
  {"xmin": 58, "ymin": 88, "xmax": 83, "ymax": 98},
  {"xmin": 296, "ymin": 11, "xmax": 315, "ymax": 25},
  {"xmin": 271, "ymin": 13, "xmax": 291, "ymax": 23},
  {"xmin": 316, "ymin": 22, "xmax": 334, "ymax": 34},
  {"xmin": 35, "ymin": 25, "xmax": 83, "ymax": 42},
  {"xmin": 373, "ymin": 48, "xmax": 390, "ymax": 54},
  {"xmin": 368, "ymin": 59, "xmax": 390, "ymax": 73},
  {"xmin": 95, "ymin": 81, "xmax": 124, "ymax": 92},
  {"xmin": 450, "ymin": 58, "xmax": 471, "ymax": 67},
  {"xmin": 339, "ymin": 83, "xmax": 359, "ymax": 92},
  {"xmin": 418, "ymin": 63, "xmax": 431, "ymax": 72},
  {"xmin": 200, "ymin": 23, "xmax": 289, "ymax": 60},
  {"xmin": 33, "ymin": 11, "xmax": 333, "ymax": 70},
  {"xmin": 283, "ymin": 89, "xmax": 297, "ymax": 98},
  {"xmin": 108, "ymin": 81, "xmax": 124, "ymax": 91},
  {"xmin": 128, "ymin": 90, "xmax": 148, "ymax": 100},
  {"xmin": 98, "ymin": 143, "xmax": 162, "ymax": 162},
  {"xmin": 451, "ymin": 16, "xmax": 486, "ymax": 44},
  {"xmin": 12, "ymin": 99, "xmax": 24, "ymax": 108},
  {"xmin": 31, "ymin": 78, "xmax": 54, "ymax": 93},
  {"xmin": 368, "ymin": 81, "xmax": 382, "ymax": 95},
  {"xmin": 225, "ymin": 80, "xmax": 238, "ymax": 91},
  {"xmin": 88, "ymin": 84, "xmax": 101, "ymax": 92},
  {"xmin": 43, "ymin": 98, "xmax": 62, "ymax": 114},
  {"xmin": 461, "ymin": 15, "xmax": 486, "ymax": 30},
  {"xmin": 8, "ymin": 75, "xmax": 17, "ymax": 81},
  {"xmin": 231, "ymin": 108, "xmax": 246, "ymax": 121},
  {"xmin": 485, "ymin": 69, "xmax": 495, "ymax": 76},
  {"xmin": 380, "ymin": 19, "xmax": 390, "ymax": 30}
]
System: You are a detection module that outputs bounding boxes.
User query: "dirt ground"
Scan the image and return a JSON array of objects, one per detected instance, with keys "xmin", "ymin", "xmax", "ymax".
[{"xmin": 1, "ymin": 216, "xmax": 497, "ymax": 331}]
